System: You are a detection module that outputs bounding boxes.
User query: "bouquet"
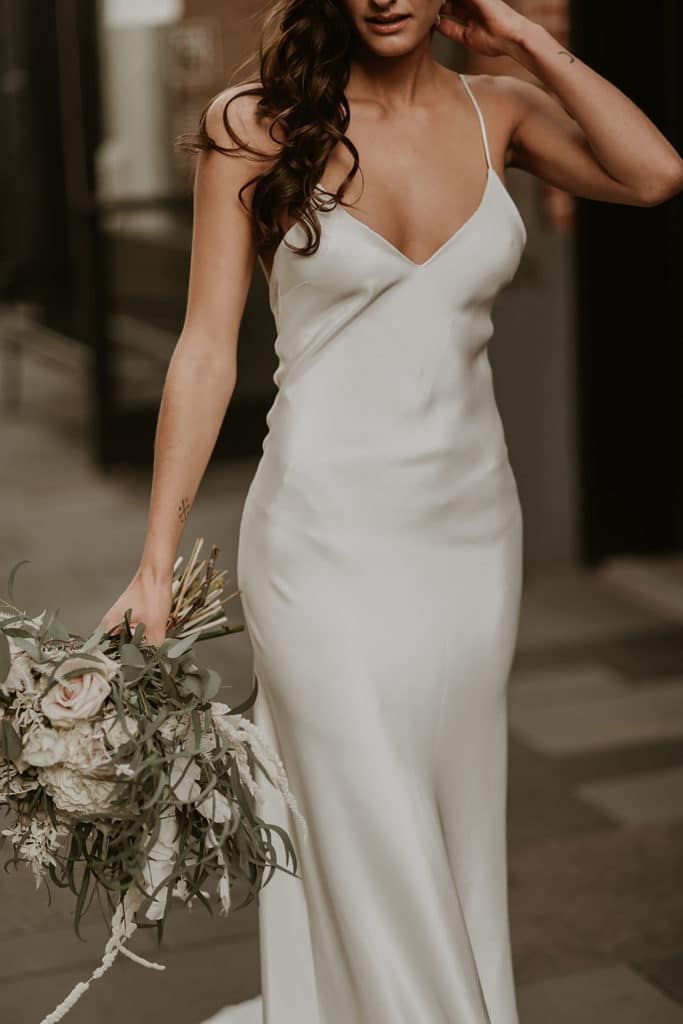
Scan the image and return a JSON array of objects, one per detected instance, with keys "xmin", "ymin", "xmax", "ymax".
[{"xmin": 0, "ymin": 538, "xmax": 306, "ymax": 1023}]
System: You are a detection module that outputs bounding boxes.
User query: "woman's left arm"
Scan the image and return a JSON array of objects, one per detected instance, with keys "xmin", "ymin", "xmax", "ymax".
[{"xmin": 440, "ymin": 0, "xmax": 683, "ymax": 206}]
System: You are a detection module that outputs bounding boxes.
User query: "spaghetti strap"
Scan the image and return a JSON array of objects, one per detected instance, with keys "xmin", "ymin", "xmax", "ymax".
[{"xmin": 458, "ymin": 73, "xmax": 493, "ymax": 170}]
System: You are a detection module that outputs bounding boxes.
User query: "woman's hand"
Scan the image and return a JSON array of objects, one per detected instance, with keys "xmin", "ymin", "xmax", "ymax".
[
  {"xmin": 97, "ymin": 568, "xmax": 173, "ymax": 647},
  {"xmin": 436, "ymin": 0, "xmax": 529, "ymax": 58},
  {"xmin": 436, "ymin": 0, "xmax": 682, "ymax": 207}
]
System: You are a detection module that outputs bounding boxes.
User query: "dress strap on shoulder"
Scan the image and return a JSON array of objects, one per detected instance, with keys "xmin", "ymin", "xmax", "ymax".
[{"xmin": 458, "ymin": 73, "xmax": 493, "ymax": 170}]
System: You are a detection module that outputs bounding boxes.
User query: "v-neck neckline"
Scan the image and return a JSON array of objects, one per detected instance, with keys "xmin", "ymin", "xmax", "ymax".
[
  {"xmin": 265, "ymin": 168, "xmax": 526, "ymax": 309},
  {"xmin": 313, "ymin": 169, "xmax": 494, "ymax": 270}
]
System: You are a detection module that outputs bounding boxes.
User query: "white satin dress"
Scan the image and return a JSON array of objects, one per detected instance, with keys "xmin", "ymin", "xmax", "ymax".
[{"xmin": 212, "ymin": 74, "xmax": 527, "ymax": 1024}]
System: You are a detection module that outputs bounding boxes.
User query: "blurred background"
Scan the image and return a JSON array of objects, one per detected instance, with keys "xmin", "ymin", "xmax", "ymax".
[{"xmin": 1, "ymin": 1, "xmax": 682, "ymax": 1022}]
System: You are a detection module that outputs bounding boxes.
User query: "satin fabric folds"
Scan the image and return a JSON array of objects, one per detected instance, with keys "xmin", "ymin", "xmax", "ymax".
[{"xmin": 235, "ymin": 75, "xmax": 527, "ymax": 1024}]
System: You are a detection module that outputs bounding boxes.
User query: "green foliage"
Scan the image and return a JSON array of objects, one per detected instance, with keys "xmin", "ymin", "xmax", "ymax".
[
  {"xmin": 0, "ymin": 631, "xmax": 9, "ymax": 686},
  {"xmin": 0, "ymin": 717, "xmax": 22, "ymax": 760},
  {"xmin": 0, "ymin": 539, "xmax": 301, "ymax": 945}
]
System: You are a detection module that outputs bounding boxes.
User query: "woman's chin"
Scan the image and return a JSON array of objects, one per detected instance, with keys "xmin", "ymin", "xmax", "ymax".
[{"xmin": 358, "ymin": 32, "xmax": 424, "ymax": 57}]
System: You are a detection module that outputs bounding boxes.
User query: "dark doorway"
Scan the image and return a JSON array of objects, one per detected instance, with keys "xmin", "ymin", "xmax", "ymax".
[{"xmin": 572, "ymin": 0, "xmax": 683, "ymax": 563}]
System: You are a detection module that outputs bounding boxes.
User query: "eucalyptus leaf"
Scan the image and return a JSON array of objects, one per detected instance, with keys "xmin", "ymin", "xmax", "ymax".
[
  {"xmin": 6, "ymin": 559, "xmax": 30, "ymax": 604},
  {"xmin": 61, "ymin": 666, "xmax": 98, "ymax": 681},
  {"xmin": 180, "ymin": 674, "xmax": 204, "ymax": 700},
  {"xmin": 191, "ymin": 709, "xmax": 202, "ymax": 752},
  {"xmin": 121, "ymin": 663, "xmax": 148, "ymax": 686},
  {"xmin": 12, "ymin": 637, "xmax": 41, "ymax": 661},
  {"xmin": 1, "ymin": 626, "xmax": 34, "ymax": 639},
  {"xmin": 132, "ymin": 622, "xmax": 146, "ymax": 645},
  {"xmin": 80, "ymin": 627, "xmax": 106, "ymax": 653},
  {"xmin": 203, "ymin": 669, "xmax": 222, "ymax": 702},
  {"xmin": 39, "ymin": 607, "xmax": 57, "ymax": 636},
  {"xmin": 225, "ymin": 675, "xmax": 259, "ymax": 717},
  {"xmin": 1, "ymin": 718, "xmax": 23, "ymax": 761},
  {"xmin": 63, "ymin": 652, "xmax": 113, "ymax": 668},
  {"xmin": 44, "ymin": 614, "xmax": 70, "ymax": 643},
  {"xmin": 0, "ymin": 613, "xmax": 25, "ymax": 629},
  {"xmin": 166, "ymin": 635, "xmax": 196, "ymax": 660},
  {"xmin": 0, "ymin": 631, "xmax": 10, "ymax": 686},
  {"xmin": 120, "ymin": 643, "xmax": 146, "ymax": 669}
]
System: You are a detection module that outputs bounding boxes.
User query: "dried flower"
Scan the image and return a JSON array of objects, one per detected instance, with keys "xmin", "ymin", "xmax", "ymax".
[
  {"xmin": 22, "ymin": 725, "xmax": 67, "ymax": 768},
  {"xmin": 39, "ymin": 765, "xmax": 117, "ymax": 815},
  {"xmin": 2, "ymin": 650, "xmax": 39, "ymax": 695},
  {"xmin": 0, "ymin": 540, "xmax": 303, "ymax": 1024}
]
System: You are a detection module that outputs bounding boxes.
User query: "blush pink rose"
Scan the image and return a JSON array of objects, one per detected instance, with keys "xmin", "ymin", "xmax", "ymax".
[{"xmin": 41, "ymin": 654, "xmax": 116, "ymax": 728}]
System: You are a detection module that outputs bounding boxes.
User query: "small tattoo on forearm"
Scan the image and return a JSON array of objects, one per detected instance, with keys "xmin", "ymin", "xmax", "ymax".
[
  {"xmin": 557, "ymin": 49, "xmax": 576, "ymax": 63},
  {"xmin": 178, "ymin": 497, "xmax": 191, "ymax": 524}
]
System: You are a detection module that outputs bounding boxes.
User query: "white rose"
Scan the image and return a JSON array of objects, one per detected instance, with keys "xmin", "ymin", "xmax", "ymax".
[
  {"xmin": 40, "ymin": 652, "xmax": 118, "ymax": 728},
  {"xmin": 39, "ymin": 764, "xmax": 117, "ymax": 815},
  {"xmin": 22, "ymin": 725, "xmax": 67, "ymax": 768}
]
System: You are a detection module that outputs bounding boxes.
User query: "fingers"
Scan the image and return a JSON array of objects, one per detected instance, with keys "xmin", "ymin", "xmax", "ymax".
[
  {"xmin": 129, "ymin": 619, "xmax": 166, "ymax": 646},
  {"xmin": 437, "ymin": 0, "xmax": 472, "ymax": 41},
  {"xmin": 436, "ymin": 15, "xmax": 469, "ymax": 44},
  {"xmin": 99, "ymin": 618, "xmax": 154, "ymax": 645}
]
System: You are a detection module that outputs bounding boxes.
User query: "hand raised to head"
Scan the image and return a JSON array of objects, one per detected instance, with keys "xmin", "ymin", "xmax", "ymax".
[{"xmin": 436, "ymin": 0, "xmax": 529, "ymax": 58}]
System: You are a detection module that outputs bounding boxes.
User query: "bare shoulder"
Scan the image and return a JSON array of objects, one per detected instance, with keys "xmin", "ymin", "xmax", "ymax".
[
  {"xmin": 204, "ymin": 81, "xmax": 280, "ymax": 164},
  {"xmin": 461, "ymin": 71, "xmax": 549, "ymax": 113},
  {"xmin": 459, "ymin": 72, "xmax": 565, "ymax": 149}
]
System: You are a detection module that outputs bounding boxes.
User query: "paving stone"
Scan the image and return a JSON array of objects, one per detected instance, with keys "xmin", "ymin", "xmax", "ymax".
[
  {"xmin": 0, "ymin": 881, "xmax": 258, "ymax": 980},
  {"xmin": 517, "ymin": 964, "xmax": 683, "ymax": 1023},
  {"xmin": 600, "ymin": 627, "xmax": 683, "ymax": 680},
  {"xmin": 601, "ymin": 556, "xmax": 683, "ymax": 629},
  {"xmin": 0, "ymin": 932, "xmax": 260, "ymax": 1024},
  {"xmin": 509, "ymin": 660, "xmax": 629, "ymax": 709},
  {"xmin": 200, "ymin": 997, "xmax": 262, "ymax": 1024},
  {"xmin": 516, "ymin": 568, "xmax": 667, "ymax": 656},
  {"xmin": 635, "ymin": 955, "xmax": 683, "ymax": 1007},
  {"xmin": 509, "ymin": 681, "xmax": 683, "ymax": 755},
  {"xmin": 507, "ymin": 738, "xmax": 615, "ymax": 847},
  {"xmin": 577, "ymin": 766, "xmax": 683, "ymax": 827},
  {"xmin": 509, "ymin": 824, "xmax": 683, "ymax": 984}
]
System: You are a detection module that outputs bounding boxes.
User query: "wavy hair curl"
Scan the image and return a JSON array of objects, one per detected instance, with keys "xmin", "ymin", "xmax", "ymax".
[{"xmin": 177, "ymin": 0, "xmax": 362, "ymax": 257}]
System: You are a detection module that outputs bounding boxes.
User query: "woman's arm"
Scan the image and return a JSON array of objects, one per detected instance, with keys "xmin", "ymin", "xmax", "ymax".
[
  {"xmin": 139, "ymin": 89, "xmax": 264, "ymax": 577},
  {"xmin": 439, "ymin": 0, "xmax": 683, "ymax": 205},
  {"xmin": 99, "ymin": 87, "xmax": 275, "ymax": 641}
]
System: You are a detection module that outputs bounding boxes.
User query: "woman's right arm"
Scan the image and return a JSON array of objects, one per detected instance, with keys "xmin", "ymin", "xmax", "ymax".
[{"xmin": 99, "ymin": 89, "xmax": 275, "ymax": 644}]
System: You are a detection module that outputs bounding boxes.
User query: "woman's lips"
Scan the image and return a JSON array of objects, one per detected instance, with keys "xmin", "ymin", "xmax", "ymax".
[{"xmin": 365, "ymin": 13, "xmax": 411, "ymax": 34}]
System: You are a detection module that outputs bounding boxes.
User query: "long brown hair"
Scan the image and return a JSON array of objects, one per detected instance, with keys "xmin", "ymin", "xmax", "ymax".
[{"xmin": 177, "ymin": 0, "xmax": 362, "ymax": 257}]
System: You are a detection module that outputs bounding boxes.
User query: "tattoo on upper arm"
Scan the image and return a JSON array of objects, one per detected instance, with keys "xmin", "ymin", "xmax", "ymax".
[
  {"xmin": 178, "ymin": 497, "xmax": 191, "ymax": 524},
  {"xmin": 557, "ymin": 49, "xmax": 576, "ymax": 64}
]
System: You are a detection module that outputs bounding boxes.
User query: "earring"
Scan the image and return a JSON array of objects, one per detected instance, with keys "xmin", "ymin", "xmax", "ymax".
[{"xmin": 434, "ymin": 10, "xmax": 441, "ymax": 25}]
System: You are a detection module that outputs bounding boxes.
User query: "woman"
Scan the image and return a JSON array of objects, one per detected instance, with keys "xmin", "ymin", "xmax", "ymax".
[{"xmin": 100, "ymin": 1, "xmax": 682, "ymax": 1021}]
